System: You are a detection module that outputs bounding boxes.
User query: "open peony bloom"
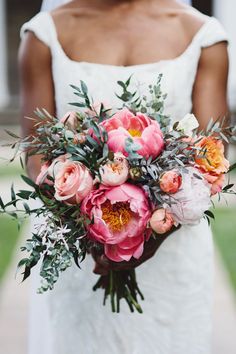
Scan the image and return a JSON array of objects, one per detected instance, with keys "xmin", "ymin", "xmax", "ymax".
[
  {"xmin": 100, "ymin": 108, "xmax": 164, "ymax": 159},
  {"xmin": 167, "ymin": 167, "xmax": 211, "ymax": 225},
  {"xmin": 150, "ymin": 208, "xmax": 174, "ymax": 234},
  {"xmin": 159, "ymin": 170, "xmax": 182, "ymax": 194},
  {"xmin": 81, "ymin": 183, "xmax": 151, "ymax": 262},
  {"xmin": 54, "ymin": 160, "xmax": 93, "ymax": 204},
  {"xmin": 99, "ymin": 153, "xmax": 129, "ymax": 186}
]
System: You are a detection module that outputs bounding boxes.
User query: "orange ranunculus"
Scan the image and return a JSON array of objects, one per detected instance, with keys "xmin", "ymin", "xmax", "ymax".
[{"xmin": 195, "ymin": 137, "xmax": 229, "ymax": 175}]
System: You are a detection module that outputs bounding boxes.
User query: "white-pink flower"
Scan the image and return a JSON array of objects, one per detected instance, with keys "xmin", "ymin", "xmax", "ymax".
[
  {"xmin": 99, "ymin": 153, "xmax": 129, "ymax": 186},
  {"xmin": 167, "ymin": 167, "xmax": 211, "ymax": 225},
  {"xmin": 53, "ymin": 159, "xmax": 93, "ymax": 205}
]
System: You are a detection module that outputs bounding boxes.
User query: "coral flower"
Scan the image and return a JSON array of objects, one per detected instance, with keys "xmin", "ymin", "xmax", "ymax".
[
  {"xmin": 150, "ymin": 209, "xmax": 174, "ymax": 234},
  {"xmin": 195, "ymin": 137, "xmax": 229, "ymax": 175},
  {"xmin": 99, "ymin": 153, "xmax": 129, "ymax": 186},
  {"xmin": 100, "ymin": 108, "xmax": 164, "ymax": 159},
  {"xmin": 159, "ymin": 170, "xmax": 182, "ymax": 194},
  {"xmin": 81, "ymin": 183, "xmax": 151, "ymax": 262}
]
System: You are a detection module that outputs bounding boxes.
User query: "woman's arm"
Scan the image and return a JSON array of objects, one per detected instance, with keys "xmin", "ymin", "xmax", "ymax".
[
  {"xmin": 192, "ymin": 42, "xmax": 229, "ymax": 128},
  {"xmin": 18, "ymin": 32, "xmax": 56, "ymax": 181}
]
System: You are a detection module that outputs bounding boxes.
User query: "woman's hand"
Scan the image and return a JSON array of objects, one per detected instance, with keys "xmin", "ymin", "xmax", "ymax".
[{"xmin": 92, "ymin": 226, "xmax": 180, "ymax": 275}]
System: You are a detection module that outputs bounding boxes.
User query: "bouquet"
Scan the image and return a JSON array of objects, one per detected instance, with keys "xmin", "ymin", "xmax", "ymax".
[{"xmin": 1, "ymin": 75, "xmax": 236, "ymax": 313}]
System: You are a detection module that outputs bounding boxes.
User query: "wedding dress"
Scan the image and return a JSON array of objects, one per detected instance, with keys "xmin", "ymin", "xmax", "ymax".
[{"xmin": 21, "ymin": 12, "xmax": 228, "ymax": 354}]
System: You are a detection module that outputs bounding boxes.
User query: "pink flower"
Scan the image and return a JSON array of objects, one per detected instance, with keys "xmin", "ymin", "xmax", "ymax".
[
  {"xmin": 150, "ymin": 209, "xmax": 174, "ymax": 234},
  {"xmin": 99, "ymin": 153, "xmax": 129, "ymax": 186},
  {"xmin": 167, "ymin": 167, "xmax": 211, "ymax": 225},
  {"xmin": 36, "ymin": 162, "xmax": 53, "ymax": 185},
  {"xmin": 86, "ymin": 101, "xmax": 112, "ymax": 118},
  {"xmin": 81, "ymin": 183, "xmax": 151, "ymax": 262},
  {"xmin": 159, "ymin": 170, "xmax": 182, "ymax": 194},
  {"xmin": 60, "ymin": 111, "xmax": 78, "ymax": 128},
  {"xmin": 203, "ymin": 172, "xmax": 225, "ymax": 196},
  {"xmin": 101, "ymin": 108, "xmax": 164, "ymax": 159},
  {"xmin": 54, "ymin": 160, "xmax": 93, "ymax": 204}
]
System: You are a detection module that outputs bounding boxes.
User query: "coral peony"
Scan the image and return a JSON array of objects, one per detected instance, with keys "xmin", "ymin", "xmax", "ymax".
[
  {"xmin": 54, "ymin": 160, "xmax": 93, "ymax": 204},
  {"xmin": 167, "ymin": 167, "xmax": 211, "ymax": 225},
  {"xmin": 150, "ymin": 209, "xmax": 174, "ymax": 234},
  {"xmin": 159, "ymin": 170, "xmax": 182, "ymax": 194},
  {"xmin": 100, "ymin": 108, "xmax": 164, "ymax": 159},
  {"xmin": 81, "ymin": 183, "xmax": 151, "ymax": 262},
  {"xmin": 195, "ymin": 137, "xmax": 229, "ymax": 175},
  {"xmin": 99, "ymin": 153, "xmax": 129, "ymax": 186}
]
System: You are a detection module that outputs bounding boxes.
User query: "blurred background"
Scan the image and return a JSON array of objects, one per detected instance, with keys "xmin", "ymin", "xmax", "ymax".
[{"xmin": 0, "ymin": 1, "xmax": 236, "ymax": 353}]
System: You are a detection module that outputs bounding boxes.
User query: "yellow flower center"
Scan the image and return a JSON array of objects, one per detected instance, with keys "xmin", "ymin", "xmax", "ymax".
[
  {"xmin": 128, "ymin": 129, "xmax": 142, "ymax": 137},
  {"xmin": 101, "ymin": 200, "xmax": 132, "ymax": 232}
]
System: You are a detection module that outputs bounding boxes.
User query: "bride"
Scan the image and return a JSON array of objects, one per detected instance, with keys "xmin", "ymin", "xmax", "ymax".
[{"xmin": 19, "ymin": 0, "xmax": 229, "ymax": 353}]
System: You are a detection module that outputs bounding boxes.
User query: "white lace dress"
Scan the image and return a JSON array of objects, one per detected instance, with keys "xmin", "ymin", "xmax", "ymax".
[{"xmin": 21, "ymin": 12, "xmax": 228, "ymax": 354}]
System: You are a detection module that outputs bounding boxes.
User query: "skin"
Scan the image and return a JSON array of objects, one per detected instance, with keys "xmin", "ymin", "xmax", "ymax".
[{"xmin": 18, "ymin": 0, "xmax": 229, "ymax": 274}]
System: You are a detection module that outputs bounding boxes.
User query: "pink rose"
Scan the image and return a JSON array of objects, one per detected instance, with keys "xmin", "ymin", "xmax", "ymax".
[
  {"xmin": 54, "ymin": 160, "xmax": 93, "ymax": 204},
  {"xmin": 100, "ymin": 108, "xmax": 164, "ymax": 159},
  {"xmin": 159, "ymin": 170, "xmax": 182, "ymax": 194},
  {"xmin": 150, "ymin": 209, "xmax": 174, "ymax": 234},
  {"xmin": 60, "ymin": 111, "xmax": 78, "ymax": 128},
  {"xmin": 99, "ymin": 153, "xmax": 129, "ymax": 186},
  {"xmin": 81, "ymin": 183, "xmax": 151, "ymax": 262},
  {"xmin": 36, "ymin": 162, "xmax": 53, "ymax": 185},
  {"xmin": 203, "ymin": 172, "xmax": 225, "ymax": 196}
]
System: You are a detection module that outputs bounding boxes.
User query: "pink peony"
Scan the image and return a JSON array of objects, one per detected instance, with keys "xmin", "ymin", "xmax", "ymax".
[
  {"xmin": 100, "ymin": 108, "xmax": 164, "ymax": 159},
  {"xmin": 150, "ymin": 209, "xmax": 174, "ymax": 234},
  {"xmin": 99, "ymin": 153, "xmax": 129, "ymax": 186},
  {"xmin": 81, "ymin": 183, "xmax": 151, "ymax": 262},
  {"xmin": 54, "ymin": 160, "xmax": 93, "ymax": 204},
  {"xmin": 167, "ymin": 167, "xmax": 211, "ymax": 225},
  {"xmin": 159, "ymin": 170, "xmax": 182, "ymax": 194}
]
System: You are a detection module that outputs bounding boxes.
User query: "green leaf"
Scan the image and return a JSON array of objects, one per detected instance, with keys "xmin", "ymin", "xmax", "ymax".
[
  {"xmin": 81, "ymin": 80, "xmax": 88, "ymax": 94},
  {"xmin": 21, "ymin": 175, "xmax": 38, "ymax": 189},
  {"xmin": 69, "ymin": 102, "xmax": 86, "ymax": 108},
  {"xmin": 4, "ymin": 129, "xmax": 20, "ymax": 139},
  {"xmin": 11, "ymin": 183, "xmax": 16, "ymax": 207},
  {"xmin": 222, "ymin": 184, "xmax": 234, "ymax": 191},
  {"xmin": 0, "ymin": 196, "xmax": 5, "ymax": 210},
  {"xmin": 229, "ymin": 163, "xmax": 236, "ymax": 173},
  {"xmin": 204, "ymin": 210, "xmax": 215, "ymax": 220}
]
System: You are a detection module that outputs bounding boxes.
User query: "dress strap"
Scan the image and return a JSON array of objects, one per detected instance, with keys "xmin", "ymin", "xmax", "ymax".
[
  {"xmin": 20, "ymin": 12, "xmax": 57, "ymax": 48},
  {"xmin": 199, "ymin": 17, "xmax": 229, "ymax": 48}
]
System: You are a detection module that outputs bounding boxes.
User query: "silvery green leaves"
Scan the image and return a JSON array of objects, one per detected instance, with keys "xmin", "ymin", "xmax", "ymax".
[{"xmin": 115, "ymin": 74, "xmax": 170, "ymax": 131}]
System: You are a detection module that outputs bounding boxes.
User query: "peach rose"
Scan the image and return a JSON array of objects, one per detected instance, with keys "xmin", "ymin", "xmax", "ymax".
[
  {"xmin": 159, "ymin": 170, "xmax": 182, "ymax": 194},
  {"xmin": 203, "ymin": 172, "xmax": 225, "ymax": 196},
  {"xmin": 150, "ymin": 209, "xmax": 174, "ymax": 234},
  {"xmin": 54, "ymin": 160, "xmax": 93, "ymax": 204},
  {"xmin": 60, "ymin": 111, "xmax": 78, "ymax": 129},
  {"xmin": 36, "ymin": 162, "xmax": 53, "ymax": 185},
  {"xmin": 195, "ymin": 137, "xmax": 229, "ymax": 175},
  {"xmin": 99, "ymin": 153, "xmax": 129, "ymax": 186},
  {"xmin": 86, "ymin": 101, "xmax": 112, "ymax": 118}
]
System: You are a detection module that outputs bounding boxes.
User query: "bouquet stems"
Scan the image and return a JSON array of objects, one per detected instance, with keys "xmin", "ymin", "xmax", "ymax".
[{"xmin": 93, "ymin": 269, "xmax": 144, "ymax": 313}]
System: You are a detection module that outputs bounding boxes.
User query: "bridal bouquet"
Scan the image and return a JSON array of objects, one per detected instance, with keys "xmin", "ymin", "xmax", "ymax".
[{"xmin": 1, "ymin": 75, "xmax": 235, "ymax": 313}]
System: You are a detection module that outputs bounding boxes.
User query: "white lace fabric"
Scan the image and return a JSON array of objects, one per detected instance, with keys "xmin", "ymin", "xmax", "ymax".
[{"xmin": 21, "ymin": 12, "xmax": 228, "ymax": 354}]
